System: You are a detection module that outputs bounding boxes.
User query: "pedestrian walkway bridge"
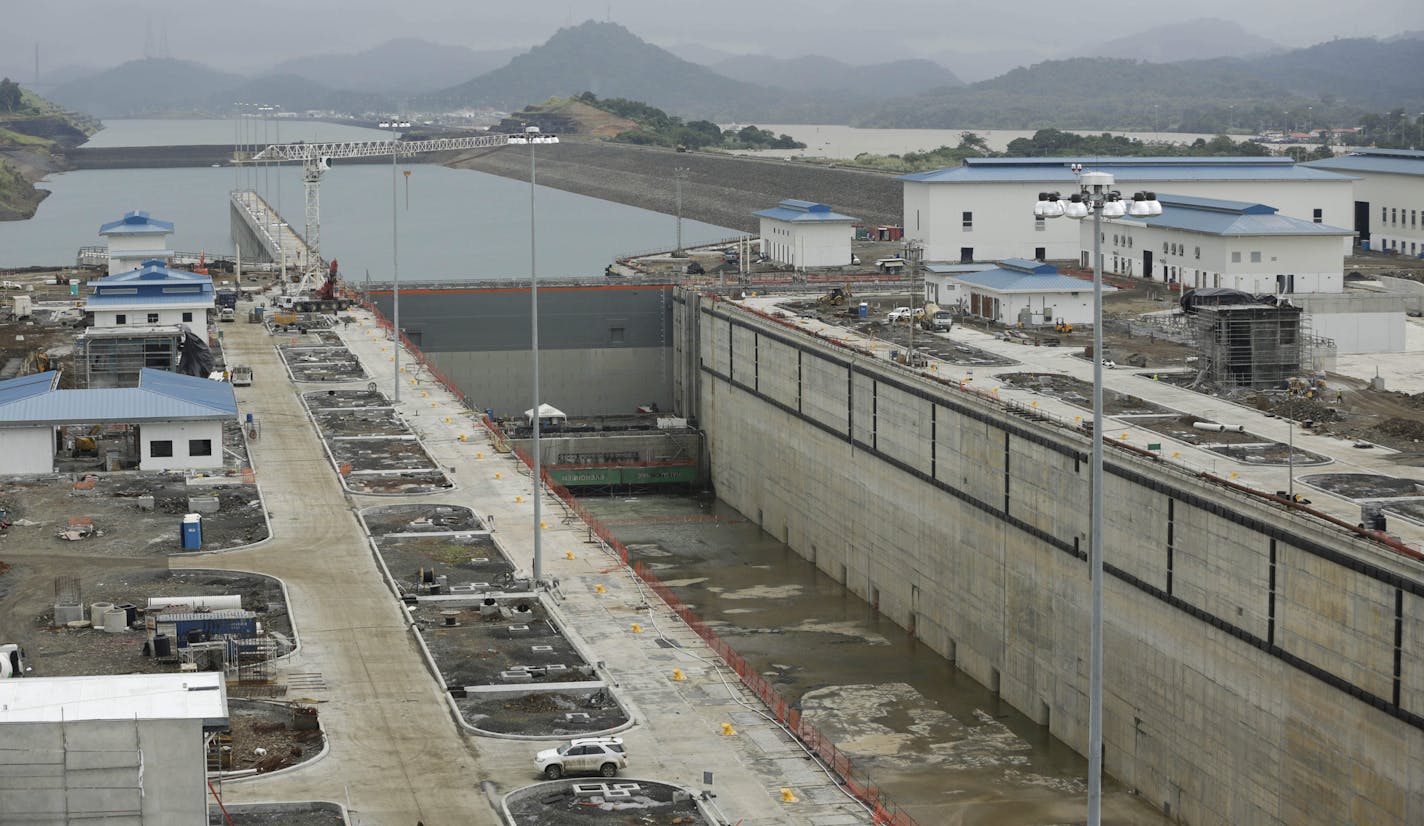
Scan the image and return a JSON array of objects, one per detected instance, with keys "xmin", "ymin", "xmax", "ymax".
[{"xmin": 229, "ymin": 190, "xmax": 314, "ymax": 277}]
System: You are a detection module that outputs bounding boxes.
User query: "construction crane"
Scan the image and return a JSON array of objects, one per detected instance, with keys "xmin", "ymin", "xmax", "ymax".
[{"xmin": 249, "ymin": 129, "xmax": 559, "ymax": 280}]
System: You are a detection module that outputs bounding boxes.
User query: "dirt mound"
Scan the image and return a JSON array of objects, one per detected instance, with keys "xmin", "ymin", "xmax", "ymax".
[
  {"xmin": 1273, "ymin": 398, "xmax": 1338, "ymax": 423},
  {"xmin": 1369, "ymin": 418, "xmax": 1424, "ymax": 442}
]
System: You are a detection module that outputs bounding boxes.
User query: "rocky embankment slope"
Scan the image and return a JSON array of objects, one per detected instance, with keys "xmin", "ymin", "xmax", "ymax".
[
  {"xmin": 1, "ymin": 113, "xmax": 95, "ymax": 221},
  {"xmin": 448, "ymin": 139, "xmax": 902, "ymax": 234}
]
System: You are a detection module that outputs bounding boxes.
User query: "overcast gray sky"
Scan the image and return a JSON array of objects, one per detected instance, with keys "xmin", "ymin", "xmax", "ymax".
[{"xmin": 3, "ymin": 0, "xmax": 1420, "ymax": 79}]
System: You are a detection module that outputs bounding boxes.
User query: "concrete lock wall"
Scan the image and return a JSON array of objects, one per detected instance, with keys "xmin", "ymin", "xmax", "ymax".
[{"xmin": 678, "ymin": 291, "xmax": 1424, "ymax": 826}]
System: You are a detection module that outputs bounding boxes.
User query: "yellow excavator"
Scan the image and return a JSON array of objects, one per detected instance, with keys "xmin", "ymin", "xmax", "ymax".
[{"xmin": 819, "ymin": 285, "xmax": 853, "ymax": 307}]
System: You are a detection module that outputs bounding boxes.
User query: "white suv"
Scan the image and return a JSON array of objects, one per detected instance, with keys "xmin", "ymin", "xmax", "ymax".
[
  {"xmin": 886, "ymin": 306, "xmax": 913, "ymax": 322},
  {"xmin": 535, "ymin": 738, "xmax": 627, "ymax": 779}
]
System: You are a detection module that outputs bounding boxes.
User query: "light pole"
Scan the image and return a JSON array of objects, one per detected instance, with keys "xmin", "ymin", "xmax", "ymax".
[
  {"xmin": 392, "ymin": 148, "xmax": 401, "ymax": 404},
  {"xmin": 673, "ymin": 167, "xmax": 690, "ymax": 256},
  {"xmin": 1034, "ymin": 171, "xmax": 1160, "ymax": 826},
  {"xmin": 527, "ymin": 124, "xmax": 544, "ymax": 586}
]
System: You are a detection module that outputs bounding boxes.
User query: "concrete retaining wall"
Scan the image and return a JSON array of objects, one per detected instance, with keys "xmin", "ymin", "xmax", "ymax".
[{"xmin": 678, "ymin": 290, "xmax": 1424, "ymax": 825}]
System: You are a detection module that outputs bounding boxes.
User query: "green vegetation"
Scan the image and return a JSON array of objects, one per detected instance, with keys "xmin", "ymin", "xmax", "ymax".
[
  {"xmin": 0, "ymin": 127, "xmax": 53, "ymax": 148},
  {"xmin": 1344, "ymin": 109, "xmax": 1424, "ymax": 151},
  {"xmin": 0, "ymin": 79, "xmax": 25, "ymax": 112},
  {"xmin": 574, "ymin": 93, "xmax": 804, "ymax": 150},
  {"xmin": 840, "ymin": 129, "xmax": 1289, "ymax": 174}
]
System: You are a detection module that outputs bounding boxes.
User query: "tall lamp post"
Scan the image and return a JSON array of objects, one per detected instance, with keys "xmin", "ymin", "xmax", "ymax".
[
  {"xmin": 1034, "ymin": 171, "xmax": 1160, "ymax": 826},
  {"xmin": 522, "ymin": 125, "xmax": 558, "ymax": 585},
  {"xmin": 392, "ymin": 148, "xmax": 401, "ymax": 404}
]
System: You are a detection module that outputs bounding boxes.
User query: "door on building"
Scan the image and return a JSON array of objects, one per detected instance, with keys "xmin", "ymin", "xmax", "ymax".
[
  {"xmin": 1142, "ymin": 250, "xmax": 1153, "ymax": 279},
  {"xmin": 1276, "ymin": 274, "xmax": 1296, "ymax": 294},
  {"xmin": 960, "ymin": 247, "xmax": 974, "ymax": 263},
  {"xmin": 1034, "ymin": 247, "xmax": 1046, "ymax": 261},
  {"xmin": 1355, "ymin": 200, "xmax": 1371, "ymax": 244}
]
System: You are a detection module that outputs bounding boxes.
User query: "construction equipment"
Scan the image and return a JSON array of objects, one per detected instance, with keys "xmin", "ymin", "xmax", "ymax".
[
  {"xmin": 819, "ymin": 285, "xmax": 853, "ymax": 307},
  {"xmin": 250, "ymin": 129, "xmax": 558, "ymax": 284},
  {"xmin": 1054, "ymin": 319, "xmax": 1074, "ymax": 333},
  {"xmin": 71, "ymin": 424, "xmax": 102, "ymax": 456}
]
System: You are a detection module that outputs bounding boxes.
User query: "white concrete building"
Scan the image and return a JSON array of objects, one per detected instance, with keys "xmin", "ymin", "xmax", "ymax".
[
  {"xmin": 1306, "ymin": 147, "xmax": 1424, "ymax": 257},
  {"xmin": 929, "ymin": 258, "xmax": 1111, "ymax": 326},
  {"xmin": 754, "ymin": 199, "xmax": 858, "ymax": 269},
  {"xmin": 86, "ymin": 260, "xmax": 214, "ymax": 328},
  {"xmin": 98, "ymin": 211, "xmax": 174, "ymax": 275},
  {"xmin": 899, "ymin": 156, "xmax": 1356, "ymax": 264},
  {"xmin": 0, "ymin": 672, "xmax": 227, "ymax": 826},
  {"xmin": 1090, "ymin": 194, "xmax": 1354, "ymax": 293},
  {"xmin": 0, "ymin": 369, "xmax": 238, "ymax": 474}
]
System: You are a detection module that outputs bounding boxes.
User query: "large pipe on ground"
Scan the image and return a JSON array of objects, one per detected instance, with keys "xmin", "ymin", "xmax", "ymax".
[{"xmin": 1192, "ymin": 422, "xmax": 1245, "ymax": 433}]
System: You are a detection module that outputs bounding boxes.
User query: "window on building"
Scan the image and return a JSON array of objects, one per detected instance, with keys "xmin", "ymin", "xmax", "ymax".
[
  {"xmin": 1392, "ymin": 208, "xmax": 1398, "ymax": 225},
  {"xmin": 1382, "ymin": 206, "xmax": 1388, "ymax": 223},
  {"xmin": 1112, "ymin": 234, "xmax": 1118, "ymax": 246},
  {"xmin": 1127, "ymin": 236, "xmax": 1133, "ymax": 248},
  {"xmin": 1250, "ymin": 251, "xmax": 1262, "ymax": 263},
  {"xmin": 609, "ymin": 327, "xmax": 626, "ymax": 344},
  {"xmin": 962, "ymin": 211, "xmax": 973, "ymax": 230},
  {"xmin": 188, "ymin": 439, "xmax": 213, "ymax": 457},
  {"xmin": 1313, "ymin": 208, "xmax": 1323, "ymax": 224},
  {"xmin": 1231, "ymin": 252, "xmax": 1242, "ymax": 263},
  {"xmin": 115, "ymin": 314, "xmax": 127, "ymax": 325},
  {"xmin": 1194, "ymin": 246, "xmax": 1201, "ymax": 259},
  {"xmin": 1412, "ymin": 210, "xmax": 1417, "ymax": 228},
  {"xmin": 181, "ymin": 311, "xmax": 193, "ymax": 322},
  {"xmin": 146, "ymin": 313, "xmax": 159, "ymax": 323},
  {"xmin": 1035, "ymin": 218, "xmax": 1046, "ymax": 231},
  {"xmin": 150, "ymin": 440, "xmax": 174, "ymax": 458},
  {"xmin": 1163, "ymin": 242, "xmax": 1169, "ymax": 254}
]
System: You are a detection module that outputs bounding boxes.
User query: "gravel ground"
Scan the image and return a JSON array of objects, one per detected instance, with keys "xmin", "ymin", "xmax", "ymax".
[
  {"xmin": 450, "ymin": 139, "xmax": 902, "ymax": 234},
  {"xmin": 211, "ymin": 803, "xmax": 345, "ymax": 826},
  {"xmin": 4, "ymin": 568, "xmax": 291, "ymax": 678},
  {"xmin": 0, "ymin": 474, "xmax": 266, "ymax": 555},
  {"xmin": 376, "ymin": 534, "xmax": 515, "ymax": 594},
  {"xmin": 313, "ymin": 407, "xmax": 407, "ymax": 436},
  {"xmin": 505, "ymin": 780, "xmax": 704, "ymax": 826},
  {"xmin": 303, "ymin": 389, "xmax": 390, "ymax": 410},
  {"xmin": 415, "ymin": 601, "xmax": 586, "ymax": 686},
  {"xmin": 362, "ymin": 504, "xmax": 483, "ymax": 535},
  {"xmin": 217, "ymin": 699, "xmax": 326, "ymax": 774},
  {"xmin": 456, "ymin": 690, "xmax": 628, "ymax": 737}
]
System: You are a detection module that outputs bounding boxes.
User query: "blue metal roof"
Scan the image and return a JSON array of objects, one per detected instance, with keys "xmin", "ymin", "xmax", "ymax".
[
  {"xmin": 949, "ymin": 259, "xmax": 1106, "ymax": 294},
  {"xmin": 98, "ymin": 211, "xmax": 175, "ymax": 236},
  {"xmin": 754, "ymin": 198, "xmax": 858, "ymax": 223},
  {"xmin": 98, "ymin": 260, "xmax": 212, "ymax": 287},
  {"xmin": 0, "ymin": 369, "xmax": 236, "ymax": 427},
  {"xmin": 1304, "ymin": 149, "xmax": 1424, "ymax": 178},
  {"xmin": 925, "ymin": 262, "xmax": 996, "ymax": 274},
  {"xmin": 0, "ymin": 371, "xmax": 60, "ymax": 407},
  {"xmin": 900, "ymin": 156, "xmax": 1355, "ymax": 184},
  {"xmin": 1127, "ymin": 194, "xmax": 1354, "ymax": 237}
]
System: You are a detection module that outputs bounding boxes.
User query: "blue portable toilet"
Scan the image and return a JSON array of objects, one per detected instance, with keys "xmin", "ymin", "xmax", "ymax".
[
  {"xmin": 181, "ymin": 513, "xmax": 202, "ymax": 550},
  {"xmin": 858, "ymin": 302, "xmax": 869, "ymax": 318}
]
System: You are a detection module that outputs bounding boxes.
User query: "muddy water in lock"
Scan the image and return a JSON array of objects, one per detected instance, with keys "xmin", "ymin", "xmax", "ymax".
[{"xmin": 581, "ymin": 493, "xmax": 1169, "ymax": 826}]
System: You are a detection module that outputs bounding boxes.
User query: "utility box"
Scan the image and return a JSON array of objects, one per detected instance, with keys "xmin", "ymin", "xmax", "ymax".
[{"xmin": 180, "ymin": 513, "xmax": 202, "ymax": 550}]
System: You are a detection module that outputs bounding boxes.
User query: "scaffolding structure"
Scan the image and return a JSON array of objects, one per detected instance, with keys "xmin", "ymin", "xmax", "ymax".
[
  {"xmin": 80, "ymin": 325, "xmax": 184, "ymax": 387},
  {"xmin": 1190, "ymin": 303, "xmax": 1314, "ymax": 390}
]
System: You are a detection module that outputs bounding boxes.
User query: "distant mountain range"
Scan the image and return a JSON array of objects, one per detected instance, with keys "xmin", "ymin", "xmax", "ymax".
[
  {"xmin": 708, "ymin": 55, "xmax": 961, "ymax": 97},
  {"xmin": 1073, "ymin": 18, "xmax": 1281, "ymax": 63},
  {"xmin": 272, "ymin": 38, "xmax": 523, "ymax": 95},
  {"xmin": 37, "ymin": 21, "xmax": 1424, "ymax": 131}
]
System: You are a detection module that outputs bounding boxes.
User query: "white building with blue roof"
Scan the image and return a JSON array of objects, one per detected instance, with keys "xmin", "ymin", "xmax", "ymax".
[
  {"xmin": 86, "ymin": 259, "xmax": 214, "ymax": 328},
  {"xmin": 754, "ymin": 199, "xmax": 858, "ymax": 269},
  {"xmin": 900, "ymin": 156, "xmax": 1355, "ymax": 264},
  {"xmin": 1305, "ymin": 148, "xmax": 1424, "ymax": 258},
  {"xmin": 0, "ymin": 368, "xmax": 238, "ymax": 474},
  {"xmin": 98, "ymin": 210, "xmax": 174, "ymax": 275},
  {"xmin": 1091, "ymin": 194, "xmax": 1354, "ymax": 294},
  {"xmin": 926, "ymin": 258, "xmax": 1110, "ymax": 326}
]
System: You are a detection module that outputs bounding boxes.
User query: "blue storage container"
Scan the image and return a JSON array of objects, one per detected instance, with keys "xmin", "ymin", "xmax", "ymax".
[{"xmin": 181, "ymin": 513, "xmax": 202, "ymax": 550}]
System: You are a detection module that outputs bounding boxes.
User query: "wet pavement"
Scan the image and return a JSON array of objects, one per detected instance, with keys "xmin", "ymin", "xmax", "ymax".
[{"xmin": 582, "ymin": 493, "xmax": 1169, "ymax": 826}]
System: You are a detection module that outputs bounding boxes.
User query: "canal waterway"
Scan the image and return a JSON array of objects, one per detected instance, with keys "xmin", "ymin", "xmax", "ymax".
[
  {"xmin": 583, "ymin": 493, "xmax": 1168, "ymax": 826},
  {"xmin": 0, "ymin": 120, "xmax": 737, "ymax": 276}
]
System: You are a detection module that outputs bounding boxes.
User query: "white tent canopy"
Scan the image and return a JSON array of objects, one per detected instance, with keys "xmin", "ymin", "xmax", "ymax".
[{"xmin": 523, "ymin": 403, "xmax": 567, "ymax": 423}]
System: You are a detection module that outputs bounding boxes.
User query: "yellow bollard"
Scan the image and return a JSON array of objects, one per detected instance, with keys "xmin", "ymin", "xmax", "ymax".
[
  {"xmin": 495, "ymin": 472, "xmax": 501, "ymax": 479},
  {"xmin": 1230, "ymin": 472, "xmax": 1238, "ymax": 479},
  {"xmin": 671, "ymin": 669, "xmax": 685, "ymax": 681},
  {"xmin": 780, "ymin": 789, "xmax": 798, "ymax": 803},
  {"xmin": 444, "ymin": 417, "xmax": 452, "ymax": 423},
  {"xmin": 595, "ymin": 584, "xmax": 605, "ymax": 594},
  {"xmin": 399, "ymin": 367, "xmax": 406, "ymax": 373},
  {"xmin": 720, "ymin": 723, "xmax": 736, "ymax": 736},
  {"xmin": 564, "ymin": 551, "xmax": 574, "ymax": 560},
  {"xmin": 421, "ymin": 391, "xmax": 429, "ymax": 398},
  {"xmin": 540, "ymin": 521, "xmax": 547, "ymax": 530},
  {"xmin": 1172, "ymin": 452, "xmax": 1180, "ymax": 459},
  {"xmin": 631, "ymin": 623, "xmax": 642, "ymax": 634},
  {"xmin": 431, "ymin": 402, "xmax": 438, "ymax": 408},
  {"xmin": 515, "ymin": 495, "xmax": 522, "ymax": 503},
  {"xmin": 1120, "ymin": 433, "xmax": 1128, "ymax": 439}
]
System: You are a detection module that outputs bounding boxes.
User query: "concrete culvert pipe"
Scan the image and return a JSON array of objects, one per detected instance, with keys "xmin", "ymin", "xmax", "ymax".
[{"xmin": 1192, "ymin": 422, "xmax": 1245, "ymax": 433}]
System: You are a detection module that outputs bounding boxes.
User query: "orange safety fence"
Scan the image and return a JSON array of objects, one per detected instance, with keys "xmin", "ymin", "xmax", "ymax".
[{"xmin": 356, "ymin": 292, "xmax": 922, "ymax": 824}]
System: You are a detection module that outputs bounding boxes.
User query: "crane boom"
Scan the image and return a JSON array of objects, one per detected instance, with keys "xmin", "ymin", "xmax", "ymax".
[{"xmin": 247, "ymin": 131, "xmax": 558, "ymax": 284}]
